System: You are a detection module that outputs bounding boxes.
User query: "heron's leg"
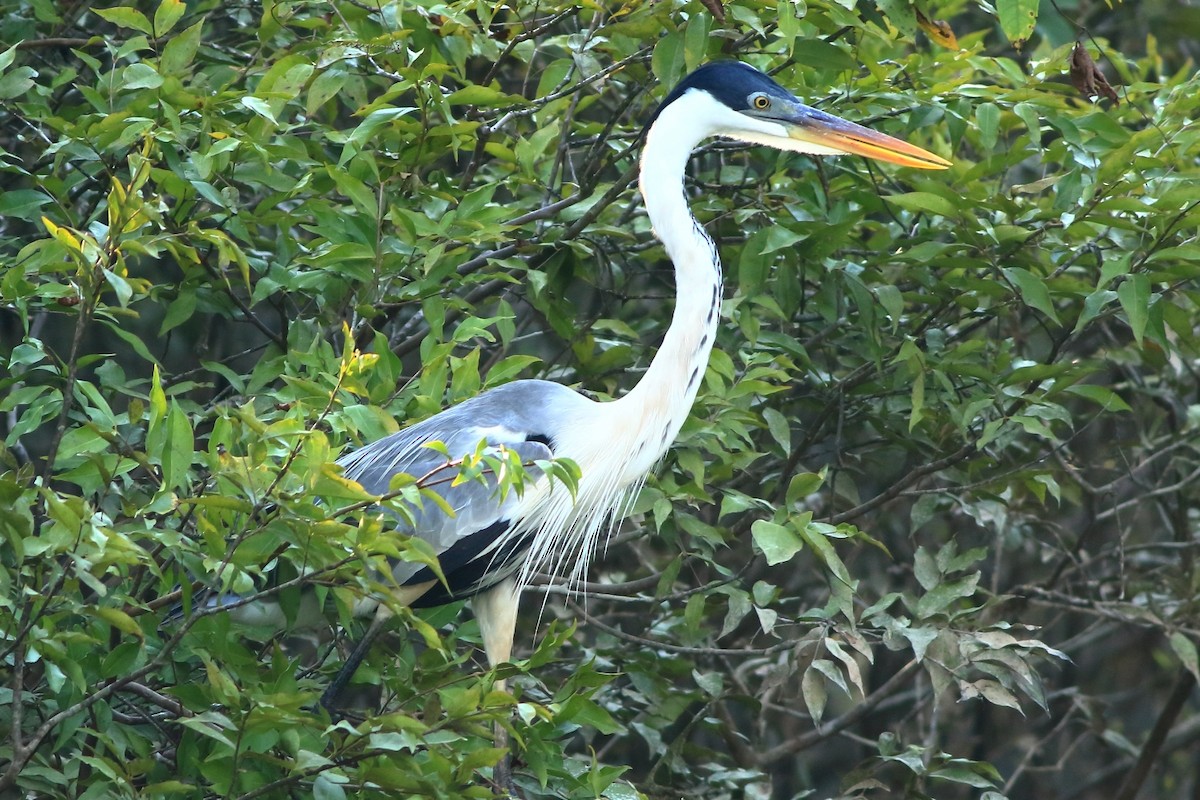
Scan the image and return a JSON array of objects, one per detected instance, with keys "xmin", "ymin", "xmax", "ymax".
[
  {"xmin": 472, "ymin": 577, "xmax": 522, "ymax": 794},
  {"xmin": 321, "ymin": 580, "xmax": 436, "ymax": 713},
  {"xmin": 473, "ymin": 576, "xmax": 521, "ymax": 677}
]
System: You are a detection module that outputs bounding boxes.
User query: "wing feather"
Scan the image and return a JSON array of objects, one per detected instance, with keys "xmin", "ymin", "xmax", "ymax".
[{"xmin": 337, "ymin": 380, "xmax": 588, "ymax": 598}]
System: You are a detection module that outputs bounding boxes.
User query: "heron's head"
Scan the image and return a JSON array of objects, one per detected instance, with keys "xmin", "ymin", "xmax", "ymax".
[{"xmin": 649, "ymin": 61, "xmax": 951, "ymax": 170}]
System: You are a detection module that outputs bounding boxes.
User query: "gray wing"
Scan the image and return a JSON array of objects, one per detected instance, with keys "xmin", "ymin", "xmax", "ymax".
[{"xmin": 337, "ymin": 379, "xmax": 590, "ymax": 603}]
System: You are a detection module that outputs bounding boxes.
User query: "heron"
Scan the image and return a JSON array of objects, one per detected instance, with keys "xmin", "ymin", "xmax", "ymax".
[{"xmin": 245, "ymin": 59, "xmax": 948, "ymax": 773}]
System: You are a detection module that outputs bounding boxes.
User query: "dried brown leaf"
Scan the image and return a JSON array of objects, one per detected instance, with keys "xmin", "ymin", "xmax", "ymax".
[
  {"xmin": 698, "ymin": 0, "xmax": 726, "ymax": 23},
  {"xmin": 915, "ymin": 9, "xmax": 958, "ymax": 49},
  {"xmin": 959, "ymin": 678, "xmax": 1025, "ymax": 713},
  {"xmin": 1070, "ymin": 42, "xmax": 1120, "ymax": 105},
  {"xmin": 802, "ymin": 668, "xmax": 827, "ymax": 725},
  {"xmin": 825, "ymin": 637, "xmax": 865, "ymax": 696}
]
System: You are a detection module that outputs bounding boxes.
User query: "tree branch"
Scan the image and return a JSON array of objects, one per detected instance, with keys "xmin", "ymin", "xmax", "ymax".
[{"xmin": 1114, "ymin": 669, "xmax": 1197, "ymax": 800}]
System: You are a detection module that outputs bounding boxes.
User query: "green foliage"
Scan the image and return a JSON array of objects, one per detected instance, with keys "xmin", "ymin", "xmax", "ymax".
[{"xmin": 3, "ymin": 0, "xmax": 1200, "ymax": 798}]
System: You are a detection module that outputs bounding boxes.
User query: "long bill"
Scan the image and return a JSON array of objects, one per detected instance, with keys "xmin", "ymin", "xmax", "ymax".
[{"xmin": 782, "ymin": 102, "xmax": 952, "ymax": 170}]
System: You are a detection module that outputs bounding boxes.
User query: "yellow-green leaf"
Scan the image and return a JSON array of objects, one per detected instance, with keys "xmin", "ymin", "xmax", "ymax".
[
  {"xmin": 95, "ymin": 6, "xmax": 154, "ymax": 34},
  {"xmin": 94, "ymin": 606, "xmax": 144, "ymax": 638},
  {"xmin": 153, "ymin": 0, "xmax": 186, "ymax": 35}
]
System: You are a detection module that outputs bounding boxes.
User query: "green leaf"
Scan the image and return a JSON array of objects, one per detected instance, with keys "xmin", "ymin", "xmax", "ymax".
[
  {"xmin": 160, "ymin": 291, "xmax": 197, "ymax": 335},
  {"xmin": 148, "ymin": 364, "xmax": 167, "ymax": 434},
  {"xmin": 1002, "ymin": 267, "xmax": 1059, "ymax": 323},
  {"xmin": 161, "ymin": 20, "xmax": 203, "ymax": 75},
  {"xmin": 97, "ymin": 319, "xmax": 159, "ymax": 365},
  {"xmin": 557, "ymin": 695, "xmax": 621, "ymax": 735},
  {"xmin": 762, "ymin": 407, "xmax": 791, "ymax": 452},
  {"xmin": 884, "ymin": 192, "xmax": 959, "ymax": 217},
  {"xmin": 0, "ymin": 43, "xmax": 18, "ymax": 72},
  {"xmin": 240, "ymin": 95, "xmax": 277, "ymax": 123},
  {"xmin": 996, "ymin": 0, "xmax": 1039, "ymax": 45},
  {"xmin": 751, "ymin": 519, "xmax": 803, "ymax": 565},
  {"xmin": 976, "ymin": 103, "xmax": 1001, "ymax": 152},
  {"xmin": 0, "ymin": 65, "xmax": 36, "ymax": 99},
  {"xmin": 162, "ymin": 405, "xmax": 193, "ymax": 491},
  {"xmin": 1169, "ymin": 633, "xmax": 1200, "ymax": 683},
  {"xmin": 0, "ymin": 190, "xmax": 53, "ymax": 219},
  {"xmin": 103, "ymin": 267, "xmax": 133, "ymax": 306},
  {"xmin": 122, "ymin": 62, "xmax": 163, "ymax": 90},
  {"xmin": 1098, "ymin": 254, "xmax": 1131, "ymax": 289},
  {"xmin": 1073, "ymin": 289, "xmax": 1115, "ymax": 333},
  {"xmin": 799, "ymin": 521, "xmax": 851, "ymax": 586},
  {"xmin": 651, "ymin": 28, "xmax": 684, "ymax": 86},
  {"xmin": 340, "ymin": 106, "xmax": 417, "ymax": 165},
  {"xmin": 932, "ymin": 762, "xmax": 1002, "ymax": 789},
  {"xmin": 738, "ymin": 228, "xmax": 771, "ymax": 294},
  {"xmin": 1116, "ymin": 273, "xmax": 1150, "ymax": 345},
  {"xmin": 811, "ymin": 658, "xmax": 849, "ymax": 695},
  {"xmin": 683, "ymin": 14, "xmax": 711, "ymax": 72},
  {"xmin": 786, "ymin": 471, "xmax": 825, "ymax": 506},
  {"xmin": 909, "ymin": 370, "xmax": 925, "ymax": 431},
  {"xmin": 915, "ymin": 572, "xmax": 981, "ymax": 618},
  {"xmin": 179, "ymin": 711, "xmax": 237, "ymax": 749},
  {"xmin": 1146, "ymin": 244, "xmax": 1200, "ymax": 264},
  {"xmin": 1063, "ymin": 384, "xmax": 1131, "ymax": 412},
  {"xmin": 306, "ymin": 68, "xmax": 346, "ymax": 114},
  {"xmin": 718, "ymin": 587, "xmax": 752, "ymax": 637},
  {"xmin": 876, "ymin": 283, "xmax": 904, "ymax": 329},
  {"xmin": 901, "ymin": 624, "xmax": 939, "ymax": 661},
  {"xmin": 453, "ymin": 747, "xmax": 506, "ymax": 779},
  {"xmin": 312, "ymin": 774, "xmax": 347, "ymax": 800},
  {"xmin": 93, "ymin": 606, "xmax": 144, "ymax": 638},
  {"xmin": 140, "ymin": 782, "xmax": 195, "ymax": 794},
  {"xmin": 778, "ymin": 0, "xmax": 807, "ymax": 42},
  {"xmin": 445, "ymin": 84, "xmax": 512, "ymax": 106},
  {"xmin": 873, "ymin": 0, "xmax": 917, "ymax": 37},
  {"xmin": 790, "ymin": 39, "xmax": 858, "ymax": 71},
  {"xmin": 483, "ymin": 355, "xmax": 540, "ymax": 387},
  {"xmin": 532, "ymin": 58, "xmax": 571, "ymax": 100},
  {"xmin": 913, "ymin": 546, "xmax": 939, "ymax": 591}
]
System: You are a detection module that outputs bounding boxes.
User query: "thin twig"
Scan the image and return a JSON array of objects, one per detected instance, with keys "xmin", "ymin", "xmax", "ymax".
[{"xmin": 755, "ymin": 660, "xmax": 922, "ymax": 765}]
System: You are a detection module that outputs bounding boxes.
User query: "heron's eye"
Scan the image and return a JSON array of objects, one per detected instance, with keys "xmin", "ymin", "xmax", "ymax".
[{"xmin": 751, "ymin": 94, "xmax": 771, "ymax": 110}]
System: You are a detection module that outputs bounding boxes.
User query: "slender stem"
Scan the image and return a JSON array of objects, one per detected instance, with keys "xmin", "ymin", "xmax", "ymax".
[{"xmin": 40, "ymin": 294, "xmax": 98, "ymax": 482}]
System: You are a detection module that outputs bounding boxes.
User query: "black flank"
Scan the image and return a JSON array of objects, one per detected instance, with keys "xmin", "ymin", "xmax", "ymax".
[{"xmin": 405, "ymin": 519, "xmax": 535, "ymax": 607}]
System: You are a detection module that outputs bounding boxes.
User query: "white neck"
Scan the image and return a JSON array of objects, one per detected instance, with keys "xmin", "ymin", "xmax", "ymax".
[
  {"xmin": 512, "ymin": 90, "xmax": 776, "ymax": 590},
  {"xmin": 611, "ymin": 90, "xmax": 730, "ymax": 479}
]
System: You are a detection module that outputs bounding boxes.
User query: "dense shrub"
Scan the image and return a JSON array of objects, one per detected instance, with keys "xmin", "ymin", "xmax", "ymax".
[{"xmin": 3, "ymin": 0, "xmax": 1200, "ymax": 797}]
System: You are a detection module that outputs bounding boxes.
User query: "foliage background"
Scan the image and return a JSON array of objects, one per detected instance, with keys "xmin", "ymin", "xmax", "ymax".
[{"xmin": 3, "ymin": 0, "xmax": 1200, "ymax": 797}]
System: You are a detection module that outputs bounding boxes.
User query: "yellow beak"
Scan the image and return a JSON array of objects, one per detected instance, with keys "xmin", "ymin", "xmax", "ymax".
[{"xmin": 779, "ymin": 102, "xmax": 952, "ymax": 170}]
